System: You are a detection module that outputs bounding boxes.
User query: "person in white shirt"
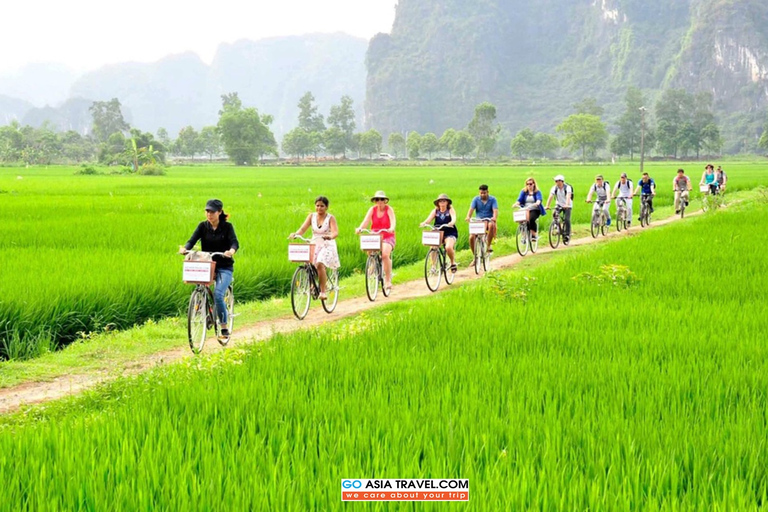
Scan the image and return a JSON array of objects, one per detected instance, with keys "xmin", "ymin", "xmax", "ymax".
[
  {"xmin": 545, "ymin": 175, "xmax": 573, "ymax": 241},
  {"xmin": 611, "ymin": 172, "xmax": 634, "ymax": 227},
  {"xmin": 586, "ymin": 174, "xmax": 611, "ymax": 226}
]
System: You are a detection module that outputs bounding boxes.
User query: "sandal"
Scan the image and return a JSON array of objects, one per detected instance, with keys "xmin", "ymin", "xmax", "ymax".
[
  {"xmin": 319, "ymin": 291, "xmax": 328, "ymax": 300},
  {"xmin": 450, "ymin": 264, "xmax": 457, "ymax": 273}
]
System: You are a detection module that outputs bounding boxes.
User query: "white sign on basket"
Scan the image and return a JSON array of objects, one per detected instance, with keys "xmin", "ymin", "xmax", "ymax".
[
  {"xmin": 288, "ymin": 244, "xmax": 312, "ymax": 262},
  {"xmin": 422, "ymin": 231, "xmax": 442, "ymax": 246},
  {"xmin": 360, "ymin": 234, "xmax": 382, "ymax": 251},
  {"xmin": 700, "ymin": 185, "xmax": 710, "ymax": 193},
  {"xmin": 183, "ymin": 261, "xmax": 214, "ymax": 283},
  {"xmin": 469, "ymin": 222, "xmax": 486, "ymax": 235},
  {"xmin": 513, "ymin": 210, "xmax": 529, "ymax": 222}
]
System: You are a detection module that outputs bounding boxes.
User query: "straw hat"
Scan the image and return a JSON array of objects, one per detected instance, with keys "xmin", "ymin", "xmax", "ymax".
[
  {"xmin": 370, "ymin": 190, "xmax": 389, "ymax": 202},
  {"xmin": 433, "ymin": 193, "xmax": 452, "ymax": 206}
]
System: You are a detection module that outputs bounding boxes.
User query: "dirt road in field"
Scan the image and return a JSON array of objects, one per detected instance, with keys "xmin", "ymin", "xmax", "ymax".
[{"xmin": 0, "ymin": 211, "xmax": 699, "ymax": 413}]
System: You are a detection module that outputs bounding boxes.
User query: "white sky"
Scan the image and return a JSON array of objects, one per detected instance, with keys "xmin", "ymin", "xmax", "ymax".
[{"xmin": 0, "ymin": 0, "xmax": 397, "ymax": 73}]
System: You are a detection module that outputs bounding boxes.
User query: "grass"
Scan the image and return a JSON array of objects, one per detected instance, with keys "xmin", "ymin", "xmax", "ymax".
[{"xmin": 1, "ymin": 195, "xmax": 766, "ymax": 509}]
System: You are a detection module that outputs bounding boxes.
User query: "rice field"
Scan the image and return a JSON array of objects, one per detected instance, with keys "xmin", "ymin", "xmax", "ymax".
[
  {"xmin": 1, "ymin": 162, "xmax": 764, "ymax": 359},
  {"xmin": 1, "ymin": 197, "xmax": 766, "ymax": 509}
]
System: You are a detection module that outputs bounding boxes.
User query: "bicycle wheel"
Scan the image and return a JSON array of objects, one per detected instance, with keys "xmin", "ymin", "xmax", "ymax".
[
  {"xmin": 530, "ymin": 224, "xmax": 539, "ymax": 254},
  {"xmin": 290, "ymin": 266, "xmax": 312, "ymax": 320},
  {"xmin": 424, "ymin": 248, "xmax": 441, "ymax": 292},
  {"xmin": 380, "ymin": 257, "xmax": 391, "ymax": 297},
  {"xmin": 616, "ymin": 211, "xmax": 623, "ymax": 232},
  {"xmin": 321, "ymin": 268, "xmax": 340, "ymax": 313},
  {"xmin": 187, "ymin": 288, "xmax": 207, "ymax": 354},
  {"xmin": 217, "ymin": 285, "xmax": 235, "ymax": 346},
  {"xmin": 473, "ymin": 237, "xmax": 483, "ymax": 275},
  {"xmin": 600, "ymin": 214, "xmax": 608, "ymax": 236},
  {"xmin": 549, "ymin": 219, "xmax": 561, "ymax": 249},
  {"xmin": 444, "ymin": 250, "xmax": 456, "ymax": 285},
  {"xmin": 482, "ymin": 241, "xmax": 491, "ymax": 271},
  {"xmin": 365, "ymin": 254, "xmax": 379, "ymax": 301},
  {"xmin": 516, "ymin": 224, "xmax": 529, "ymax": 256},
  {"xmin": 590, "ymin": 212, "xmax": 599, "ymax": 238}
]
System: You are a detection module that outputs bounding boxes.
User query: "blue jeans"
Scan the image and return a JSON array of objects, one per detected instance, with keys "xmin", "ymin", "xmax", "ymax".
[{"xmin": 214, "ymin": 269, "xmax": 233, "ymax": 326}]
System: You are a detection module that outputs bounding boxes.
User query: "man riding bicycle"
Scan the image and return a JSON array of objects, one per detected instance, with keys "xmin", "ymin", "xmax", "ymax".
[
  {"xmin": 545, "ymin": 175, "xmax": 573, "ymax": 242},
  {"xmin": 673, "ymin": 169, "xmax": 692, "ymax": 214},
  {"xmin": 633, "ymin": 172, "xmax": 656, "ymax": 222},
  {"xmin": 465, "ymin": 184, "xmax": 498, "ymax": 256},
  {"xmin": 179, "ymin": 199, "xmax": 239, "ymax": 339},
  {"xmin": 586, "ymin": 174, "xmax": 611, "ymax": 226},
  {"xmin": 612, "ymin": 172, "xmax": 634, "ymax": 227}
]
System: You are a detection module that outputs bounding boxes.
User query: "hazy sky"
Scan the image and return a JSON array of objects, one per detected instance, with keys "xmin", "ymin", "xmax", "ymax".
[{"xmin": 1, "ymin": 0, "xmax": 397, "ymax": 73}]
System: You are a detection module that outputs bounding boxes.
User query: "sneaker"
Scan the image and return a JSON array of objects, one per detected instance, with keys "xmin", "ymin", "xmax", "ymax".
[
  {"xmin": 675, "ymin": 209, "xmax": 680, "ymax": 214},
  {"xmin": 627, "ymin": 221, "xmax": 632, "ymax": 227},
  {"xmin": 606, "ymin": 219, "xmax": 611, "ymax": 226},
  {"xmin": 450, "ymin": 264, "xmax": 457, "ymax": 273},
  {"xmin": 220, "ymin": 328, "xmax": 230, "ymax": 338},
  {"xmin": 531, "ymin": 236, "xmax": 538, "ymax": 242}
]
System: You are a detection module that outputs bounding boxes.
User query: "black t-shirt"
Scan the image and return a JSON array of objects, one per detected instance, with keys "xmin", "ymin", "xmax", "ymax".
[{"xmin": 184, "ymin": 220, "xmax": 240, "ymax": 269}]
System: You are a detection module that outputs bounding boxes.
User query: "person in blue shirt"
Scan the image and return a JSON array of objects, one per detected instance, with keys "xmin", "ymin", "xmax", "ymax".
[
  {"xmin": 465, "ymin": 184, "xmax": 499, "ymax": 255},
  {"xmin": 512, "ymin": 177, "xmax": 547, "ymax": 242},
  {"xmin": 633, "ymin": 172, "xmax": 656, "ymax": 222}
]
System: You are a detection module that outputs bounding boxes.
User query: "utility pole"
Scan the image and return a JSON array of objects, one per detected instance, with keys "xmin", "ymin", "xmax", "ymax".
[{"xmin": 639, "ymin": 106, "xmax": 646, "ymax": 173}]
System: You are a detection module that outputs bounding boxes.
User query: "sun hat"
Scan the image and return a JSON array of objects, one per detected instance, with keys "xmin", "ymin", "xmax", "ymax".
[
  {"xmin": 433, "ymin": 193, "xmax": 452, "ymax": 206},
  {"xmin": 205, "ymin": 199, "xmax": 223, "ymax": 211},
  {"xmin": 370, "ymin": 190, "xmax": 389, "ymax": 202},
  {"xmin": 553, "ymin": 175, "xmax": 565, "ymax": 182}
]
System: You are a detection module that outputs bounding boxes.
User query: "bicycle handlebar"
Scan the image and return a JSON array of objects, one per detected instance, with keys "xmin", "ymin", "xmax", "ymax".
[
  {"xmin": 469, "ymin": 217, "xmax": 494, "ymax": 222},
  {"xmin": 358, "ymin": 229, "xmax": 389, "ymax": 234},
  {"xmin": 420, "ymin": 224, "xmax": 452, "ymax": 230},
  {"xmin": 288, "ymin": 235, "xmax": 313, "ymax": 243},
  {"xmin": 181, "ymin": 250, "xmax": 233, "ymax": 259}
]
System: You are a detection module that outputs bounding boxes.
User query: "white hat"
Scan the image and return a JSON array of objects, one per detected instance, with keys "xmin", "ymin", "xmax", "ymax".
[{"xmin": 554, "ymin": 175, "xmax": 565, "ymax": 182}]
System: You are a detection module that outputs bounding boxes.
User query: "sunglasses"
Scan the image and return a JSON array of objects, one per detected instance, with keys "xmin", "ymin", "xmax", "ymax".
[
  {"xmin": 526, "ymin": 182, "xmax": 534, "ymax": 185},
  {"xmin": 375, "ymin": 198, "xmax": 387, "ymax": 202}
]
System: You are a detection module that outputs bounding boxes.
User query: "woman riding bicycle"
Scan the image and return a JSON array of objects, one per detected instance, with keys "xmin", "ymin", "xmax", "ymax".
[
  {"xmin": 289, "ymin": 196, "xmax": 340, "ymax": 300},
  {"xmin": 419, "ymin": 193, "xmax": 458, "ymax": 273},
  {"xmin": 178, "ymin": 199, "xmax": 239, "ymax": 338},
  {"xmin": 700, "ymin": 164, "xmax": 719, "ymax": 194},
  {"xmin": 356, "ymin": 190, "xmax": 396, "ymax": 293},
  {"xmin": 512, "ymin": 178, "xmax": 546, "ymax": 242}
]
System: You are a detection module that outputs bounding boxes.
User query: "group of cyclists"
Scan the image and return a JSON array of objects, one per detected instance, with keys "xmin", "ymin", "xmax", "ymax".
[{"xmin": 179, "ymin": 164, "xmax": 728, "ymax": 338}]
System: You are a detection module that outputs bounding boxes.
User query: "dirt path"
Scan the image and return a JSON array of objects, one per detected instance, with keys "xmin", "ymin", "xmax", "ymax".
[{"xmin": 0, "ymin": 212, "xmax": 695, "ymax": 413}]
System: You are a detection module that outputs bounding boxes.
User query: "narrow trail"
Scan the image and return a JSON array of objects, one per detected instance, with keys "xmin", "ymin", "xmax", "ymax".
[{"xmin": 0, "ymin": 210, "xmax": 699, "ymax": 413}]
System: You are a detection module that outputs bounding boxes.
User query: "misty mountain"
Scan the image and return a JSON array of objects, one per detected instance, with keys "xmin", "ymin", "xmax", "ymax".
[
  {"xmin": 0, "ymin": 95, "xmax": 33, "ymax": 125},
  {"xmin": 22, "ymin": 97, "xmax": 95, "ymax": 134},
  {"xmin": 0, "ymin": 63, "xmax": 79, "ymax": 107},
  {"xmin": 68, "ymin": 33, "xmax": 368, "ymax": 137},
  {"xmin": 366, "ymin": 0, "xmax": 768, "ymax": 151}
]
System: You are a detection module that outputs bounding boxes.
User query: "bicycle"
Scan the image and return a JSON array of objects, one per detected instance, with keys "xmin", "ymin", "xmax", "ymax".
[
  {"xmin": 421, "ymin": 225, "xmax": 456, "ymax": 292},
  {"xmin": 288, "ymin": 235, "xmax": 340, "ymax": 320},
  {"xmin": 700, "ymin": 183, "xmax": 722, "ymax": 212},
  {"xmin": 468, "ymin": 217, "xmax": 493, "ymax": 274},
  {"xmin": 514, "ymin": 208, "xmax": 538, "ymax": 256},
  {"xmin": 677, "ymin": 188, "xmax": 690, "ymax": 218},
  {"xmin": 588, "ymin": 200, "xmax": 608, "ymax": 238},
  {"xmin": 615, "ymin": 197, "xmax": 630, "ymax": 232},
  {"xmin": 182, "ymin": 251, "xmax": 235, "ymax": 355},
  {"xmin": 358, "ymin": 229, "xmax": 391, "ymax": 301},
  {"xmin": 547, "ymin": 206, "xmax": 570, "ymax": 249},
  {"xmin": 639, "ymin": 195, "xmax": 653, "ymax": 227}
]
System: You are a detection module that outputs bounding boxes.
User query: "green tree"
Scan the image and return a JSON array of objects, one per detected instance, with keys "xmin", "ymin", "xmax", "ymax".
[
  {"xmin": 350, "ymin": 133, "xmax": 363, "ymax": 159},
  {"xmin": 406, "ymin": 131, "xmax": 421, "ymax": 159},
  {"xmin": 199, "ymin": 126, "xmax": 221, "ymax": 161},
  {"xmin": 467, "ymin": 102, "xmax": 500, "ymax": 159},
  {"xmin": 0, "ymin": 122, "xmax": 23, "ymax": 162},
  {"xmin": 420, "ymin": 132, "xmax": 439, "ymax": 159},
  {"xmin": 439, "ymin": 129, "xmax": 457, "ymax": 159},
  {"xmin": 531, "ymin": 133, "xmax": 560, "ymax": 159},
  {"xmin": 613, "ymin": 87, "xmax": 645, "ymax": 160},
  {"xmin": 387, "ymin": 132, "xmax": 405, "ymax": 158},
  {"xmin": 654, "ymin": 89, "xmax": 693, "ymax": 158},
  {"xmin": 573, "ymin": 97, "xmax": 605, "ymax": 117},
  {"xmin": 282, "ymin": 128, "xmax": 313, "ymax": 160},
  {"xmin": 328, "ymin": 95, "xmax": 356, "ymax": 156},
  {"xmin": 297, "ymin": 92, "xmax": 326, "ymax": 133},
  {"xmin": 556, "ymin": 114, "xmax": 608, "ymax": 162},
  {"xmin": 510, "ymin": 128, "xmax": 535, "ymax": 160},
  {"xmin": 759, "ymin": 121, "xmax": 768, "ymax": 151},
  {"xmin": 156, "ymin": 127, "xmax": 171, "ymax": 147},
  {"xmin": 360, "ymin": 129, "xmax": 383, "ymax": 159},
  {"xmin": 323, "ymin": 127, "xmax": 347, "ymax": 159},
  {"xmin": 175, "ymin": 126, "xmax": 200, "ymax": 158},
  {"xmin": 450, "ymin": 130, "xmax": 475, "ymax": 160},
  {"xmin": 89, "ymin": 98, "xmax": 130, "ymax": 143},
  {"xmin": 217, "ymin": 94, "xmax": 277, "ymax": 165},
  {"xmin": 98, "ymin": 131, "xmax": 128, "ymax": 165}
]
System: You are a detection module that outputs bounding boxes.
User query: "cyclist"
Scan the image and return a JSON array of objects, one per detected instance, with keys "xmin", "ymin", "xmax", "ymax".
[
  {"xmin": 356, "ymin": 190, "xmax": 396, "ymax": 293},
  {"xmin": 673, "ymin": 168, "xmax": 692, "ymax": 214},
  {"xmin": 512, "ymin": 177, "xmax": 546, "ymax": 242},
  {"xmin": 612, "ymin": 172, "xmax": 634, "ymax": 227},
  {"xmin": 289, "ymin": 196, "xmax": 340, "ymax": 300},
  {"xmin": 179, "ymin": 199, "xmax": 239, "ymax": 339},
  {"xmin": 586, "ymin": 174, "xmax": 612, "ymax": 226},
  {"xmin": 420, "ymin": 193, "xmax": 458, "ymax": 273},
  {"xmin": 633, "ymin": 172, "xmax": 656, "ymax": 221},
  {"xmin": 700, "ymin": 164, "xmax": 719, "ymax": 194},
  {"xmin": 545, "ymin": 175, "xmax": 573, "ymax": 242},
  {"xmin": 465, "ymin": 184, "xmax": 499, "ymax": 256},
  {"xmin": 716, "ymin": 165, "xmax": 728, "ymax": 192}
]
